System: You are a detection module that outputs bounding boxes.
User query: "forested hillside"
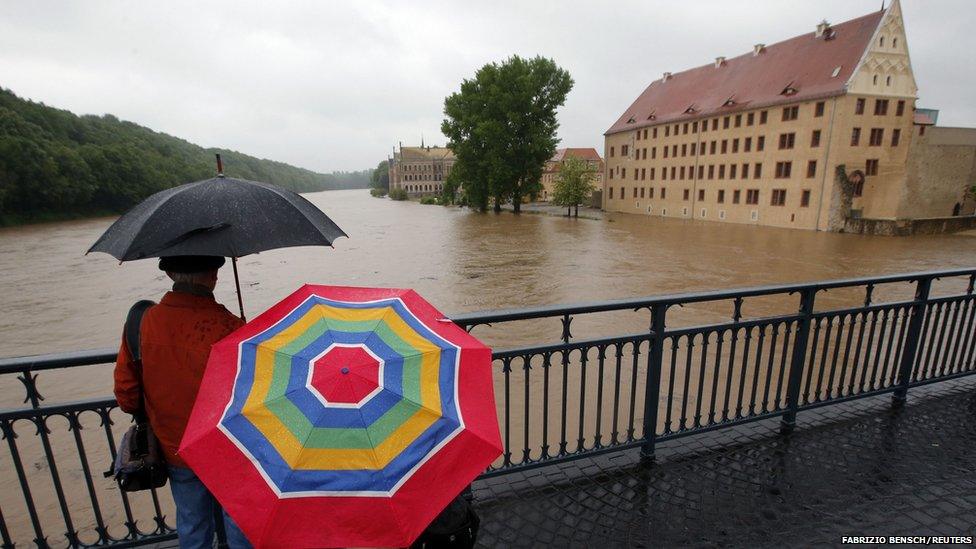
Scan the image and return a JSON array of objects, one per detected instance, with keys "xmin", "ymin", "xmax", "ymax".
[{"xmin": 0, "ymin": 87, "xmax": 368, "ymax": 224}]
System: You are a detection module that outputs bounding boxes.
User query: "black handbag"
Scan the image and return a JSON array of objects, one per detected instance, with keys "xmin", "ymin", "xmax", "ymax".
[
  {"xmin": 410, "ymin": 493, "xmax": 480, "ymax": 549},
  {"xmin": 105, "ymin": 300, "xmax": 169, "ymax": 492}
]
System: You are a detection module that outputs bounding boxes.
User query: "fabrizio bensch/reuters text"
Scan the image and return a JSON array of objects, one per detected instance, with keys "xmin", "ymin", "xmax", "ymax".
[{"xmin": 842, "ymin": 537, "xmax": 973, "ymax": 545}]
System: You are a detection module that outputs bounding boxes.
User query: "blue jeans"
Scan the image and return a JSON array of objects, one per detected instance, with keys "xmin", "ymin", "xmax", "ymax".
[{"xmin": 168, "ymin": 466, "xmax": 251, "ymax": 548}]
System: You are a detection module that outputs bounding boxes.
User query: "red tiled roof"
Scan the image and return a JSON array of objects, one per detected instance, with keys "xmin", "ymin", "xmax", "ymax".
[
  {"xmin": 550, "ymin": 147, "xmax": 603, "ymax": 162},
  {"xmin": 913, "ymin": 112, "xmax": 935, "ymax": 125},
  {"xmin": 605, "ymin": 10, "xmax": 885, "ymax": 135}
]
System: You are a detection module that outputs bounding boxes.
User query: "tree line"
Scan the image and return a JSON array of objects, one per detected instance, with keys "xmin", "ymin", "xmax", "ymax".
[{"xmin": 0, "ymin": 87, "xmax": 369, "ymax": 225}]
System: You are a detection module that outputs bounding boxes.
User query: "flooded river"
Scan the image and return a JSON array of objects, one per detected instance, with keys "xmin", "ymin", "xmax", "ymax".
[
  {"xmin": 2, "ymin": 189, "xmax": 975, "ymax": 545},
  {"xmin": 2, "ymin": 188, "xmax": 975, "ymax": 404}
]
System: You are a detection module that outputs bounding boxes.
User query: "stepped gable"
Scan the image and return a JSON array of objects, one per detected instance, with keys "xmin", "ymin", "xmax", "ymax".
[{"xmin": 605, "ymin": 10, "xmax": 885, "ymax": 135}]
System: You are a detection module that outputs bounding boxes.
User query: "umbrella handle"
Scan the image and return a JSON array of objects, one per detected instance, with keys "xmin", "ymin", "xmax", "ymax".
[{"xmin": 232, "ymin": 257, "xmax": 246, "ymax": 322}]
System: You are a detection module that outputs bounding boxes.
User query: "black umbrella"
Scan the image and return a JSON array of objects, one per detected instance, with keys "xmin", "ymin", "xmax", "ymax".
[{"xmin": 88, "ymin": 156, "xmax": 347, "ymax": 319}]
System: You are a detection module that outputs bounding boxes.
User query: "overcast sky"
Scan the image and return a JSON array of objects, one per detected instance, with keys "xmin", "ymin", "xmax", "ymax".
[{"xmin": 1, "ymin": 1, "xmax": 973, "ymax": 173}]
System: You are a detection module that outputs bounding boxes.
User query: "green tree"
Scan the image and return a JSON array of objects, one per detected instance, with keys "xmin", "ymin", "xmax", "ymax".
[
  {"xmin": 551, "ymin": 156, "xmax": 596, "ymax": 217},
  {"xmin": 371, "ymin": 159, "xmax": 390, "ymax": 190},
  {"xmin": 442, "ymin": 55, "xmax": 573, "ymax": 213}
]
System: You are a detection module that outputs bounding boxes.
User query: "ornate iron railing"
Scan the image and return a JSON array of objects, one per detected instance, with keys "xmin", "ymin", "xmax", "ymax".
[{"xmin": 2, "ymin": 269, "xmax": 976, "ymax": 547}]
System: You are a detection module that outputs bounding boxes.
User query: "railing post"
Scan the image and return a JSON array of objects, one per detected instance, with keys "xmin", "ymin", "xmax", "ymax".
[
  {"xmin": 640, "ymin": 303, "xmax": 667, "ymax": 461},
  {"xmin": 892, "ymin": 277, "xmax": 932, "ymax": 406},
  {"xmin": 780, "ymin": 288, "xmax": 816, "ymax": 434}
]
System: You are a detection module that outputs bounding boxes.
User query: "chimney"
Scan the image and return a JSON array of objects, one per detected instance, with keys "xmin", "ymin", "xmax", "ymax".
[
  {"xmin": 753, "ymin": 43, "xmax": 765, "ymax": 56},
  {"xmin": 816, "ymin": 20, "xmax": 831, "ymax": 38},
  {"xmin": 662, "ymin": 72, "xmax": 672, "ymax": 82},
  {"xmin": 715, "ymin": 56, "xmax": 726, "ymax": 68}
]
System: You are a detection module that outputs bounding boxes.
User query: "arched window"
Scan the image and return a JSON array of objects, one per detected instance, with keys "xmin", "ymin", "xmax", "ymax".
[
  {"xmin": 879, "ymin": 36, "xmax": 885, "ymax": 47},
  {"xmin": 893, "ymin": 37, "xmax": 898, "ymax": 48},
  {"xmin": 873, "ymin": 74, "xmax": 878, "ymax": 85},
  {"xmin": 886, "ymin": 75, "xmax": 892, "ymax": 86}
]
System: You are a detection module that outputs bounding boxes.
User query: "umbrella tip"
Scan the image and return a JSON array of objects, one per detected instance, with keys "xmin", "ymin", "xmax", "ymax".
[{"xmin": 216, "ymin": 153, "xmax": 224, "ymax": 178}]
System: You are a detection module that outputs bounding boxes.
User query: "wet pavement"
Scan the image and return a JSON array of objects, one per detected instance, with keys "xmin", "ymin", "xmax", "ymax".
[{"xmin": 472, "ymin": 378, "xmax": 976, "ymax": 547}]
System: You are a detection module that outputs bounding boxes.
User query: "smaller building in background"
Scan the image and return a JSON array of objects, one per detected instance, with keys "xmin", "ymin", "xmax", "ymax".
[
  {"xmin": 388, "ymin": 143, "xmax": 456, "ymax": 196},
  {"xmin": 539, "ymin": 148, "xmax": 605, "ymax": 201}
]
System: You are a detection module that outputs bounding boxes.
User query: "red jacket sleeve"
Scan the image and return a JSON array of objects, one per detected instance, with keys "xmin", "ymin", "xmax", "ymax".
[{"xmin": 113, "ymin": 332, "xmax": 141, "ymax": 414}]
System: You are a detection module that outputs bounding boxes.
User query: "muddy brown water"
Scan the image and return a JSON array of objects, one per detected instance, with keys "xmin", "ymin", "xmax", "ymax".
[{"xmin": 2, "ymin": 189, "xmax": 975, "ymax": 545}]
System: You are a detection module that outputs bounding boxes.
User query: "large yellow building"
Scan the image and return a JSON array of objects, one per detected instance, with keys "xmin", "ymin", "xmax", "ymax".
[
  {"xmin": 602, "ymin": 1, "xmax": 972, "ymax": 233},
  {"xmin": 388, "ymin": 144, "xmax": 456, "ymax": 196}
]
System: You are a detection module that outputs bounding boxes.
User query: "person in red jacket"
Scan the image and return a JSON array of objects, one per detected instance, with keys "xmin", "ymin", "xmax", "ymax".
[{"xmin": 114, "ymin": 255, "xmax": 248, "ymax": 548}]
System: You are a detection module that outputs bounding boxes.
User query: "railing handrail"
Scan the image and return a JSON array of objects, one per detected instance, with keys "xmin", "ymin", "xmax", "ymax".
[
  {"xmin": 448, "ymin": 268, "xmax": 976, "ymax": 327},
  {"xmin": 3, "ymin": 268, "xmax": 974, "ymax": 374}
]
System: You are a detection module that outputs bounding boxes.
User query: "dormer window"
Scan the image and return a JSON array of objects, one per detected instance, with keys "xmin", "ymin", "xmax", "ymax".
[
  {"xmin": 780, "ymin": 82, "xmax": 798, "ymax": 96},
  {"xmin": 722, "ymin": 96, "xmax": 736, "ymax": 107},
  {"xmin": 684, "ymin": 105, "xmax": 698, "ymax": 115},
  {"xmin": 646, "ymin": 110, "xmax": 657, "ymax": 120},
  {"xmin": 627, "ymin": 117, "xmax": 636, "ymax": 124},
  {"xmin": 831, "ymin": 66, "xmax": 841, "ymax": 78}
]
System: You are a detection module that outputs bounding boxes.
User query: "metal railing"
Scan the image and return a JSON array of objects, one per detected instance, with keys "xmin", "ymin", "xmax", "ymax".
[{"xmin": 2, "ymin": 268, "xmax": 976, "ymax": 547}]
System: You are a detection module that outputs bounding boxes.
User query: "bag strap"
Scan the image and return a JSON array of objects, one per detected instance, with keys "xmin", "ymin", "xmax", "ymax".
[{"xmin": 124, "ymin": 300, "xmax": 156, "ymax": 421}]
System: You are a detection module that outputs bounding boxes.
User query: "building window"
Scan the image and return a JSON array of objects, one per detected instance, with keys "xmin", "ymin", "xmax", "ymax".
[
  {"xmin": 746, "ymin": 189, "xmax": 760, "ymax": 205},
  {"xmin": 873, "ymin": 74, "xmax": 878, "ymax": 86},
  {"xmin": 869, "ymin": 128, "xmax": 884, "ymax": 146},
  {"xmin": 730, "ymin": 164, "xmax": 737, "ymax": 179},
  {"xmin": 782, "ymin": 106, "xmax": 799, "ymax": 121},
  {"xmin": 641, "ymin": 168, "xmax": 646, "ymax": 180},
  {"xmin": 866, "ymin": 159, "xmax": 879, "ymax": 176},
  {"xmin": 691, "ymin": 143, "xmax": 697, "ymax": 155},
  {"xmin": 698, "ymin": 165, "xmax": 704, "ymax": 179},
  {"xmin": 892, "ymin": 128, "xmax": 901, "ymax": 147},
  {"xmin": 710, "ymin": 141, "xmax": 717, "ymax": 155},
  {"xmin": 681, "ymin": 143, "xmax": 687, "ymax": 157},
  {"xmin": 721, "ymin": 140, "xmax": 728, "ymax": 154},
  {"xmin": 718, "ymin": 189, "xmax": 726, "ymax": 203},
  {"xmin": 651, "ymin": 147, "xmax": 657, "ymax": 159},
  {"xmin": 757, "ymin": 136, "xmax": 766, "ymax": 151},
  {"xmin": 663, "ymin": 146, "xmax": 669, "ymax": 159},
  {"xmin": 807, "ymin": 160, "xmax": 817, "ymax": 178},
  {"xmin": 771, "ymin": 189, "xmax": 787, "ymax": 206},
  {"xmin": 622, "ymin": 168, "xmax": 626, "ymax": 178},
  {"xmin": 680, "ymin": 166, "xmax": 686, "ymax": 180},
  {"xmin": 719, "ymin": 164, "xmax": 726, "ymax": 179},
  {"xmin": 747, "ymin": 112, "xmax": 755, "ymax": 126},
  {"xmin": 732, "ymin": 138, "xmax": 740, "ymax": 153},
  {"xmin": 662, "ymin": 168, "xmax": 668, "ymax": 181},
  {"xmin": 633, "ymin": 187, "xmax": 638, "ymax": 198},
  {"xmin": 742, "ymin": 163, "xmax": 749, "ymax": 179},
  {"xmin": 760, "ymin": 110, "xmax": 768, "ymax": 124},
  {"xmin": 886, "ymin": 76, "xmax": 892, "ymax": 86},
  {"xmin": 665, "ymin": 126, "xmax": 670, "ymax": 137},
  {"xmin": 698, "ymin": 189, "xmax": 705, "ymax": 201},
  {"xmin": 801, "ymin": 190, "xmax": 811, "ymax": 207},
  {"xmin": 735, "ymin": 114, "xmax": 742, "ymax": 128},
  {"xmin": 811, "ymin": 129, "xmax": 821, "ymax": 148},
  {"xmin": 636, "ymin": 130, "xmax": 641, "ymax": 141},
  {"xmin": 672, "ymin": 145, "xmax": 678, "ymax": 157},
  {"xmin": 671, "ymin": 166, "xmax": 676, "ymax": 179},
  {"xmin": 754, "ymin": 163, "xmax": 763, "ymax": 179},
  {"xmin": 609, "ymin": 170, "xmax": 614, "ymax": 180},
  {"xmin": 874, "ymin": 99, "xmax": 889, "ymax": 115},
  {"xmin": 851, "ymin": 127, "xmax": 861, "ymax": 146},
  {"xmin": 815, "ymin": 101, "xmax": 825, "ymax": 117},
  {"xmin": 712, "ymin": 118, "xmax": 719, "ymax": 131},
  {"xmin": 650, "ymin": 168, "xmax": 655, "ymax": 180},
  {"xmin": 653, "ymin": 128, "xmax": 658, "ymax": 138},
  {"xmin": 661, "ymin": 187, "xmax": 667, "ymax": 199},
  {"xmin": 610, "ymin": 146, "xmax": 615, "ymax": 157},
  {"xmin": 683, "ymin": 189, "xmax": 690, "ymax": 201},
  {"xmin": 708, "ymin": 165, "xmax": 715, "ymax": 179},
  {"xmin": 775, "ymin": 161, "xmax": 792, "ymax": 179},
  {"xmin": 640, "ymin": 187, "xmax": 645, "ymax": 198},
  {"xmin": 855, "ymin": 98, "xmax": 865, "ymax": 115},
  {"xmin": 744, "ymin": 137, "xmax": 752, "ymax": 152},
  {"xmin": 649, "ymin": 187, "xmax": 655, "ymax": 198},
  {"xmin": 644, "ymin": 129, "xmax": 648, "ymax": 139},
  {"xmin": 733, "ymin": 190, "xmax": 741, "ymax": 204},
  {"xmin": 896, "ymin": 100, "xmax": 905, "ymax": 116},
  {"xmin": 683, "ymin": 123, "xmax": 689, "ymax": 135},
  {"xmin": 609, "ymin": 187, "xmax": 614, "ymax": 199},
  {"xmin": 778, "ymin": 132, "xmax": 796, "ymax": 149},
  {"xmin": 723, "ymin": 116, "xmax": 730, "ymax": 129},
  {"xmin": 622, "ymin": 144, "xmax": 630, "ymax": 156},
  {"xmin": 692, "ymin": 121, "xmax": 698, "ymax": 132},
  {"xmin": 853, "ymin": 179, "xmax": 864, "ymax": 197}
]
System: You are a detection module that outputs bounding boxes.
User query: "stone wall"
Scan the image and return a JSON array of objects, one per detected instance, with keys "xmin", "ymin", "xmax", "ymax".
[
  {"xmin": 843, "ymin": 215, "xmax": 976, "ymax": 236},
  {"xmin": 903, "ymin": 126, "xmax": 976, "ymax": 219}
]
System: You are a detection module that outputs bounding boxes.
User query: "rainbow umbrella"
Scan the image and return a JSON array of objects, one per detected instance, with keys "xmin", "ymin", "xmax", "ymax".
[{"xmin": 179, "ymin": 286, "xmax": 501, "ymax": 547}]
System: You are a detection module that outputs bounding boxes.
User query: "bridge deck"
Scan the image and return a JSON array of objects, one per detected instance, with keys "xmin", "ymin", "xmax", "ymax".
[{"xmin": 472, "ymin": 378, "xmax": 976, "ymax": 547}]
